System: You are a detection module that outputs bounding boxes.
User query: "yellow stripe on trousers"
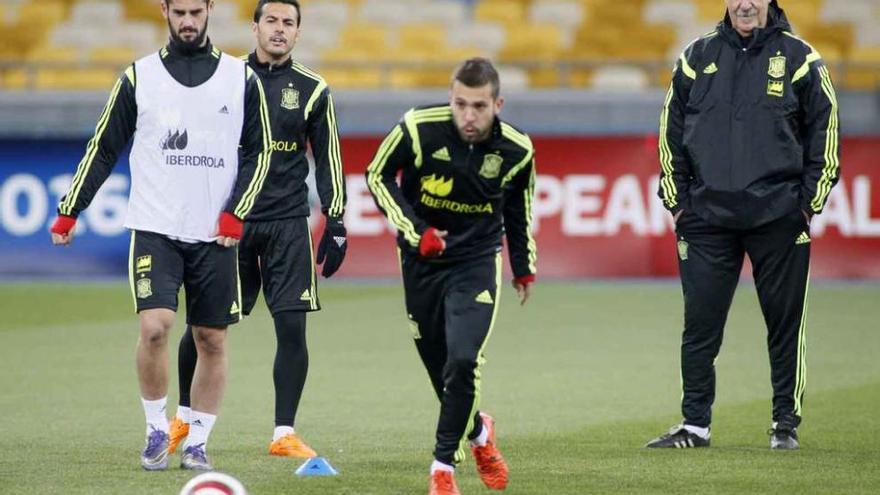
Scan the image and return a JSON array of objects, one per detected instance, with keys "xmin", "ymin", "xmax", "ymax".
[{"xmin": 454, "ymin": 253, "xmax": 503, "ymax": 464}]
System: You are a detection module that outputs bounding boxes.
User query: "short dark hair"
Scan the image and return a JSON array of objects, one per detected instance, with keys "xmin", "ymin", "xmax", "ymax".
[
  {"xmin": 452, "ymin": 57, "xmax": 500, "ymax": 98},
  {"xmin": 253, "ymin": 0, "xmax": 301, "ymax": 25}
]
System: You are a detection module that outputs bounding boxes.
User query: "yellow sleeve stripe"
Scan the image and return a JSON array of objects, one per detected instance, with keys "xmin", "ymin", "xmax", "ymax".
[
  {"xmin": 500, "ymin": 122, "xmax": 532, "ymax": 152},
  {"xmin": 325, "ymin": 93, "xmax": 345, "ymax": 217},
  {"xmin": 524, "ymin": 164, "xmax": 537, "ymax": 274},
  {"xmin": 500, "ymin": 123, "xmax": 535, "ymax": 186},
  {"xmin": 679, "ymin": 53, "xmax": 697, "ymax": 80},
  {"xmin": 366, "ymin": 126, "xmax": 421, "ymax": 246},
  {"xmin": 792, "ymin": 51, "xmax": 822, "ymax": 84},
  {"xmin": 402, "ymin": 109, "xmax": 424, "ymax": 169},
  {"xmin": 211, "ymin": 47, "xmax": 221, "ymax": 59},
  {"xmin": 403, "ymin": 106, "xmax": 452, "ymax": 169},
  {"xmin": 124, "ymin": 65, "xmax": 135, "ymax": 87},
  {"xmin": 501, "ymin": 149, "xmax": 534, "ymax": 186},
  {"xmin": 291, "ymin": 61, "xmax": 324, "ymax": 82},
  {"xmin": 59, "ymin": 76, "xmax": 125, "ymax": 215},
  {"xmin": 304, "ymin": 80, "xmax": 328, "ymax": 122},
  {"xmin": 811, "ymin": 65, "xmax": 840, "ymax": 212},
  {"xmin": 233, "ymin": 76, "xmax": 273, "ymax": 218},
  {"xmin": 658, "ymin": 82, "xmax": 678, "ymax": 209},
  {"xmin": 412, "ymin": 106, "xmax": 452, "ymax": 122}
]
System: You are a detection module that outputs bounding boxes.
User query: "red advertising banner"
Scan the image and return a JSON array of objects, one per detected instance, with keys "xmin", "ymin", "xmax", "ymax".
[{"xmin": 329, "ymin": 136, "xmax": 880, "ymax": 279}]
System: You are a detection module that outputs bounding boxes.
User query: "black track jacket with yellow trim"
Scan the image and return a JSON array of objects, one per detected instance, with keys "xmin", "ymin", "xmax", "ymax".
[
  {"xmin": 56, "ymin": 40, "xmax": 271, "ymax": 222},
  {"xmin": 658, "ymin": 1, "xmax": 840, "ymax": 229},
  {"xmin": 366, "ymin": 104, "xmax": 537, "ymax": 279},
  {"xmin": 244, "ymin": 53, "xmax": 345, "ymax": 220}
]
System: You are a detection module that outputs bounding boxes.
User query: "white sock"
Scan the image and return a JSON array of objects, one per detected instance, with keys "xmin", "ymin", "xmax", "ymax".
[
  {"xmin": 176, "ymin": 406, "xmax": 191, "ymax": 423},
  {"xmin": 683, "ymin": 424, "xmax": 710, "ymax": 439},
  {"xmin": 430, "ymin": 460, "xmax": 455, "ymax": 474},
  {"xmin": 469, "ymin": 424, "xmax": 489, "ymax": 447},
  {"xmin": 183, "ymin": 410, "xmax": 217, "ymax": 450},
  {"xmin": 273, "ymin": 426, "xmax": 295, "ymax": 442},
  {"xmin": 141, "ymin": 397, "xmax": 168, "ymax": 435}
]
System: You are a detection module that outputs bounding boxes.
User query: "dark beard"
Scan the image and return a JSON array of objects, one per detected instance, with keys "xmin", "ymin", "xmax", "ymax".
[{"xmin": 168, "ymin": 17, "xmax": 209, "ymax": 53}]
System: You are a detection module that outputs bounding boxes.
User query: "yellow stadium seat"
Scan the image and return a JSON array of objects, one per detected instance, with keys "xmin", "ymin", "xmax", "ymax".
[
  {"xmin": 89, "ymin": 47, "xmax": 136, "ymax": 66},
  {"xmin": 528, "ymin": 68, "xmax": 560, "ymax": 88},
  {"xmin": 843, "ymin": 69, "xmax": 880, "ymax": 91},
  {"xmin": 692, "ymin": 0, "xmax": 727, "ymax": 23},
  {"xmin": 654, "ymin": 66, "xmax": 675, "ymax": 88},
  {"xmin": 781, "ymin": 0, "xmax": 822, "ymax": 27},
  {"xmin": 322, "ymin": 24, "xmax": 390, "ymax": 63},
  {"xmin": 571, "ymin": 23, "xmax": 625, "ymax": 57},
  {"xmin": 474, "ymin": 1, "xmax": 526, "ymax": 26},
  {"xmin": 812, "ymin": 41, "xmax": 844, "ymax": 63},
  {"xmin": 849, "ymin": 46, "xmax": 880, "ymax": 63},
  {"xmin": 427, "ymin": 47, "xmax": 485, "ymax": 65},
  {"xmin": 35, "ymin": 68, "xmax": 118, "ymax": 91},
  {"xmin": 2, "ymin": 69, "xmax": 30, "ymax": 90},
  {"xmin": 802, "ymin": 22, "xmax": 854, "ymax": 55},
  {"xmin": 26, "ymin": 45, "xmax": 82, "ymax": 64},
  {"xmin": 337, "ymin": 23, "xmax": 389, "ymax": 51},
  {"xmin": 389, "ymin": 68, "xmax": 452, "ymax": 89},
  {"xmin": 843, "ymin": 46, "xmax": 880, "ymax": 90},
  {"xmin": 398, "ymin": 24, "xmax": 447, "ymax": 53},
  {"xmin": 568, "ymin": 68, "xmax": 594, "ymax": 88},
  {"xmin": 587, "ymin": 1, "xmax": 644, "ymax": 25},
  {"xmin": 122, "ymin": 0, "xmax": 164, "ymax": 27},
  {"xmin": 498, "ymin": 24, "xmax": 564, "ymax": 62},
  {"xmin": 319, "ymin": 67, "xmax": 382, "ymax": 89},
  {"xmin": 18, "ymin": 1, "xmax": 67, "ymax": 26},
  {"xmin": 634, "ymin": 24, "xmax": 677, "ymax": 54}
]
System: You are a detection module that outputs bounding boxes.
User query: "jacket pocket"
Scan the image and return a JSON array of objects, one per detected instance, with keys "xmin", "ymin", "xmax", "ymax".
[{"xmin": 756, "ymin": 99, "xmax": 802, "ymax": 177}]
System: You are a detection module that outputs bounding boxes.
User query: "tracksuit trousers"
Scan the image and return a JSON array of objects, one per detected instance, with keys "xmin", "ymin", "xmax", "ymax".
[
  {"xmin": 675, "ymin": 208, "xmax": 811, "ymax": 428},
  {"xmin": 400, "ymin": 252, "xmax": 502, "ymax": 465}
]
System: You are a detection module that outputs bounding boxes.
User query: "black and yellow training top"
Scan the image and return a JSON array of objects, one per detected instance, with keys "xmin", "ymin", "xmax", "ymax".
[
  {"xmin": 243, "ymin": 52, "xmax": 345, "ymax": 221},
  {"xmin": 658, "ymin": 0, "xmax": 840, "ymax": 229},
  {"xmin": 366, "ymin": 104, "xmax": 537, "ymax": 279},
  {"xmin": 56, "ymin": 39, "xmax": 270, "ymax": 222}
]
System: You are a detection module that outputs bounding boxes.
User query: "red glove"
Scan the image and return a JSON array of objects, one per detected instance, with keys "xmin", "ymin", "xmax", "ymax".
[
  {"xmin": 217, "ymin": 212, "xmax": 243, "ymax": 239},
  {"xmin": 50, "ymin": 215, "xmax": 77, "ymax": 235},
  {"xmin": 418, "ymin": 227, "xmax": 446, "ymax": 258},
  {"xmin": 514, "ymin": 274, "xmax": 536, "ymax": 287}
]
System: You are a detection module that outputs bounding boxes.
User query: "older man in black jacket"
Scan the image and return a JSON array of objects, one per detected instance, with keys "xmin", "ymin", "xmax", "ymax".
[{"xmin": 648, "ymin": 0, "xmax": 840, "ymax": 450}]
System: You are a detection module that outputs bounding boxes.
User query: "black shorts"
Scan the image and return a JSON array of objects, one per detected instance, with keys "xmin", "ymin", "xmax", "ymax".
[
  {"xmin": 239, "ymin": 217, "xmax": 319, "ymax": 316},
  {"xmin": 128, "ymin": 230, "xmax": 241, "ymax": 327}
]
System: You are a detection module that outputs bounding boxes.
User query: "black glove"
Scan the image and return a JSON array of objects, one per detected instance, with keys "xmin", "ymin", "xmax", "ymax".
[{"xmin": 316, "ymin": 216, "xmax": 347, "ymax": 278}]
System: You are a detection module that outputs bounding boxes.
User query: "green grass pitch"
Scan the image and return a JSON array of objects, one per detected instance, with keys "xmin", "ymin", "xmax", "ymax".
[{"xmin": 1, "ymin": 281, "xmax": 878, "ymax": 494}]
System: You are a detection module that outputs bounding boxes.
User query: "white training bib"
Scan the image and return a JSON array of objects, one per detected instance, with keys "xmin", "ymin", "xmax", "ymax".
[{"xmin": 126, "ymin": 51, "xmax": 245, "ymax": 242}]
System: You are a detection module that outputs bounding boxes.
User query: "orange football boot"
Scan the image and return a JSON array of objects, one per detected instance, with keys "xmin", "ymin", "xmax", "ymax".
[
  {"xmin": 269, "ymin": 433, "xmax": 317, "ymax": 458},
  {"xmin": 471, "ymin": 413, "xmax": 509, "ymax": 490},
  {"xmin": 429, "ymin": 470, "xmax": 460, "ymax": 495},
  {"xmin": 167, "ymin": 416, "xmax": 189, "ymax": 455}
]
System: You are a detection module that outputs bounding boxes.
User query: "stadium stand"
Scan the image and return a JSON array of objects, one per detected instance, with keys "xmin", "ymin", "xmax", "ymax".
[{"xmin": 0, "ymin": 0, "xmax": 877, "ymax": 91}]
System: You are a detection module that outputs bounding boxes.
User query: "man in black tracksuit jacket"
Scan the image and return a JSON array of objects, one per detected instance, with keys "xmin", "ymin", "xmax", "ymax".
[
  {"xmin": 366, "ymin": 58, "xmax": 535, "ymax": 493},
  {"xmin": 171, "ymin": 0, "xmax": 346, "ymax": 459},
  {"xmin": 647, "ymin": 0, "xmax": 840, "ymax": 450}
]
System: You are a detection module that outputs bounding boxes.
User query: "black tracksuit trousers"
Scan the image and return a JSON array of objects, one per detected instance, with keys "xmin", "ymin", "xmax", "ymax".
[
  {"xmin": 675, "ymin": 208, "xmax": 811, "ymax": 428},
  {"xmin": 400, "ymin": 252, "xmax": 501, "ymax": 465}
]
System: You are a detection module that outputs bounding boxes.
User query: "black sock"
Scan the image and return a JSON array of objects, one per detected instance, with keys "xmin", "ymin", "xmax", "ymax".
[
  {"xmin": 273, "ymin": 311, "xmax": 308, "ymax": 427},
  {"xmin": 177, "ymin": 324, "xmax": 197, "ymax": 409}
]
